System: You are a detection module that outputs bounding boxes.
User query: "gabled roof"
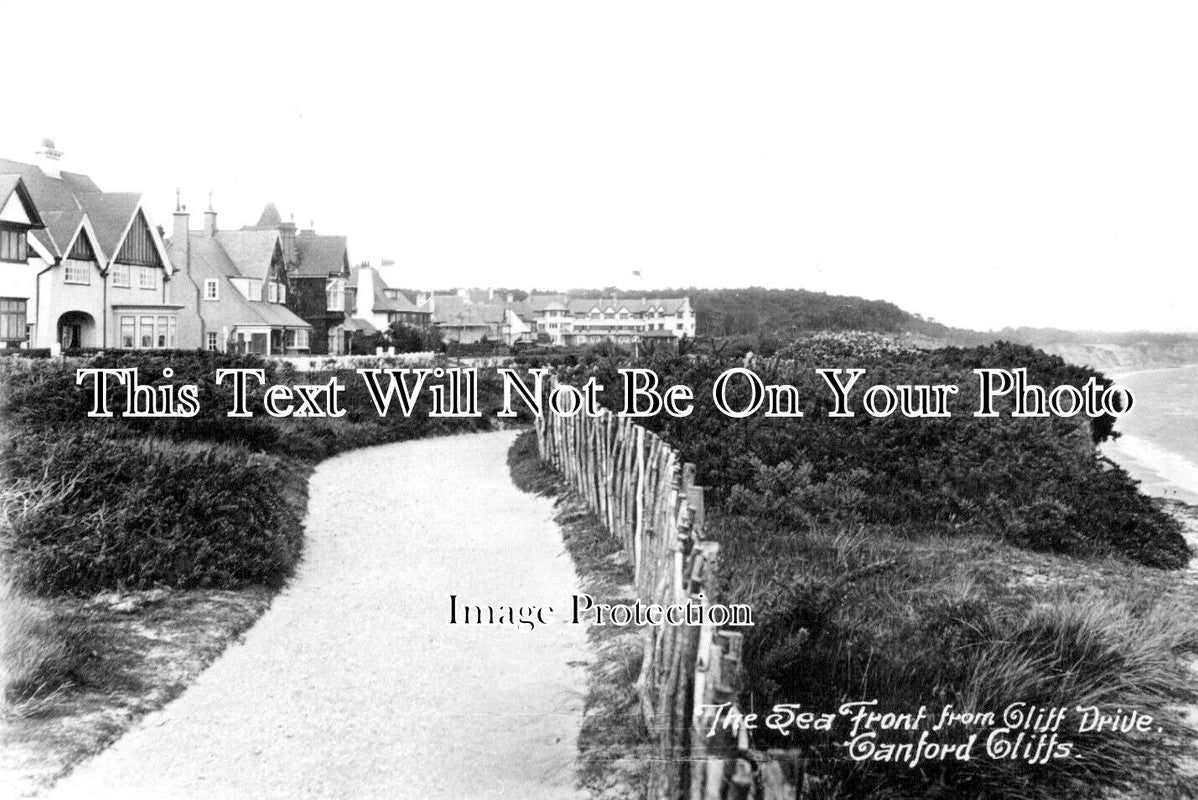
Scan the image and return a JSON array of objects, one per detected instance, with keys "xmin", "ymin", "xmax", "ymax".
[
  {"xmin": 0, "ymin": 157, "xmax": 161, "ymax": 268},
  {"xmin": 76, "ymin": 193, "xmax": 142, "ymax": 259},
  {"xmin": 294, "ymin": 233, "xmax": 348, "ymax": 277},
  {"xmin": 0, "ymin": 158, "xmax": 87, "ymax": 254},
  {"xmin": 165, "ymin": 234, "xmax": 310, "ymax": 330},
  {"xmin": 0, "ymin": 175, "xmax": 46, "ymax": 228},
  {"xmin": 253, "ymin": 203, "xmax": 283, "ymax": 229},
  {"xmin": 214, "ymin": 230, "xmax": 279, "ymax": 280}
]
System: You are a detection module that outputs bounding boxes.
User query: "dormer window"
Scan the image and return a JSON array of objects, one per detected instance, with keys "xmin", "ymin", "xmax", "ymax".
[{"xmin": 139, "ymin": 266, "xmax": 155, "ymax": 289}]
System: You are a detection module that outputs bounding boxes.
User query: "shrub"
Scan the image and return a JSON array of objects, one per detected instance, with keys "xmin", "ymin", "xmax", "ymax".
[
  {"xmin": 563, "ymin": 337, "xmax": 1189, "ymax": 568},
  {"xmin": 1, "ymin": 431, "xmax": 306, "ymax": 595}
]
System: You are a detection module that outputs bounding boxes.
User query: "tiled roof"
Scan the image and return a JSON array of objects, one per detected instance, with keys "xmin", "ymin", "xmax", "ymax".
[
  {"xmin": 294, "ymin": 233, "xmax": 348, "ymax": 277},
  {"xmin": 253, "ymin": 203, "xmax": 282, "ymax": 229},
  {"xmin": 166, "ymin": 235, "xmax": 310, "ymax": 330},
  {"xmin": 0, "ymin": 157, "xmax": 145, "ymax": 264},
  {"xmin": 214, "ymin": 230, "xmax": 279, "ymax": 281},
  {"xmin": 76, "ymin": 193, "xmax": 141, "ymax": 259},
  {"xmin": 519, "ymin": 294, "xmax": 689, "ymax": 317},
  {"xmin": 342, "ymin": 317, "xmax": 380, "ymax": 334},
  {"xmin": 431, "ymin": 294, "xmax": 513, "ymax": 328},
  {"xmin": 524, "ymin": 294, "xmax": 569, "ymax": 312}
]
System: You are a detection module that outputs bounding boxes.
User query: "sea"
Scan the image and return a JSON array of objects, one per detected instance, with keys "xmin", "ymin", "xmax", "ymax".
[{"xmin": 1101, "ymin": 364, "xmax": 1198, "ymax": 506}]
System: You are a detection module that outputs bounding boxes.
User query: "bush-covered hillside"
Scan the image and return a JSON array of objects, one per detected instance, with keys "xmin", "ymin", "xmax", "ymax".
[{"xmin": 560, "ymin": 334, "xmax": 1187, "ymax": 569}]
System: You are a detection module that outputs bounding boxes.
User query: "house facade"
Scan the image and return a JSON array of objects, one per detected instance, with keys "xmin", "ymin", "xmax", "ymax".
[
  {"xmin": 166, "ymin": 201, "xmax": 311, "ymax": 355},
  {"xmin": 0, "ymin": 151, "xmax": 182, "ymax": 350},
  {"xmin": 0, "ymin": 175, "xmax": 47, "ymax": 348}
]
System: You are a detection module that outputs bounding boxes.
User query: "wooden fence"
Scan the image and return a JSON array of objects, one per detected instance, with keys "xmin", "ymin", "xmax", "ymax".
[{"xmin": 536, "ymin": 387, "xmax": 805, "ymax": 799}]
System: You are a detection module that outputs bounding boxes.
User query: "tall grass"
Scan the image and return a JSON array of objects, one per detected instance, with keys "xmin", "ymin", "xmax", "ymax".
[
  {"xmin": 715, "ymin": 513, "xmax": 1198, "ymax": 799},
  {"xmin": 0, "ymin": 483, "xmax": 92, "ymax": 713}
]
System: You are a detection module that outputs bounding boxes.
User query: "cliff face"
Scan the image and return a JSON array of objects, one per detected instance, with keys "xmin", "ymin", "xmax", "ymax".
[{"xmin": 1035, "ymin": 340, "xmax": 1198, "ymax": 373}]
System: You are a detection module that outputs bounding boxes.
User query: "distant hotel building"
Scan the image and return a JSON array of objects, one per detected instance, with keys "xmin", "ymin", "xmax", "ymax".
[{"xmin": 427, "ymin": 290, "xmax": 696, "ymax": 347}]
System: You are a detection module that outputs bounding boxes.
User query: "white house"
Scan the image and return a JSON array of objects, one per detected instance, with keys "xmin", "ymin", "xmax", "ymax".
[
  {"xmin": 0, "ymin": 174, "xmax": 48, "ymax": 348},
  {"xmin": 0, "ymin": 146, "xmax": 182, "ymax": 350}
]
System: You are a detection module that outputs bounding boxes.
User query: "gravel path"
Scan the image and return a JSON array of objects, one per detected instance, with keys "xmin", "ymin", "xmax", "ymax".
[{"xmin": 46, "ymin": 431, "xmax": 590, "ymax": 799}]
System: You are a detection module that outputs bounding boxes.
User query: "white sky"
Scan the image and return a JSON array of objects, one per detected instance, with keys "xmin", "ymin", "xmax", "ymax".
[{"xmin": 1, "ymin": 1, "xmax": 1196, "ymax": 332}]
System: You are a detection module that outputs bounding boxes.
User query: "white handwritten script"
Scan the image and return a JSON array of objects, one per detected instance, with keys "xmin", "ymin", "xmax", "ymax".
[{"xmin": 698, "ymin": 700, "xmax": 1161, "ymax": 768}]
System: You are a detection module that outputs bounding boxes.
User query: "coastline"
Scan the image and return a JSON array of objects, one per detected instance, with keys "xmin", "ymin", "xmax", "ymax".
[
  {"xmin": 1101, "ymin": 363, "xmax": 1198, "ymax": 506},
  {"xmin": 1109, "ymin": 363, "xmax": 1198, "ymax": 381}
]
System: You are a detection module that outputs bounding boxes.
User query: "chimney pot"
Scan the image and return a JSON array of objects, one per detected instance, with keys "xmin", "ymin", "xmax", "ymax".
[
  {"xmin": 172, "ymin": 202, "xmax": 191, "ymax": 274},
  {"xmin": 278, "ymin": 217, "xmax": 297, "ymax": 267},
  {"xmin": 36, "ymin": 138, "xmax": 63, "ymax": 179},
  {"xmin": 203, "ymin": 200, "xmax": 217, "ymax": 238}
]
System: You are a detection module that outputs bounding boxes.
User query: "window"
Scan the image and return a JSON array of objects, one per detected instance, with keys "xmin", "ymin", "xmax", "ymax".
[
  {"xmin": 0, "ymin": 228, "xmax": 28, "ymax": 262},
  {"xmin": 278, "ymin": 283, "xmax": 286, "ymax": 303},
  {"xmin": 120, "ymin": 316, "xmax": 135, "ymax": 348},
  {"xmin": 0, "ymin": 298, "xmax": 27, "ymax": 342},
  {"xmin": 326, "ymin": 279, "xmax": 345, "ymax": 312},
  {"xmin": 139, "ymin": 267, "xmax": 156, "ymax": 289},
  {"xmin": 111, "ymin": 263, "xmax": 130, "ymax": 287},
  {"xmin": 207, "ymin": 331, "xmax": 219, "ymax": 351},
  {"xmin": 63, "ymin": 260, "xmax": 91, "ymax": 284},
  {"xmin": 268, "ymin": 282, "xmax": 278, "ymax": 303},
  {"xmin": 248, "ymin": 281, "xmax": 262, "ymax": 301},
  {"xmin": 121, "ymin": 315, "xmax": 177, "ymax": 350},
  {"xmin": 204, "ymin": 279, "xmax": 219, "ymax": 300},
  {"xmin": 285, "ymin": 328, "xmax": 309, "ymax": 349}
]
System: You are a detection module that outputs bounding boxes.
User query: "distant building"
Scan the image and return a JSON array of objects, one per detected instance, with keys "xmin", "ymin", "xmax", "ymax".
[
  {"xmin": 242, "ymin": 205, "xmax": 352, "ymax": 355},
  {"xmin": 347, "ymin": 261, "xmax": 432, "ymax": 336},
  {"xmin": 0, "ymin": 149, "xmax": 179, "ymax": 350},
  {"xmin": 430, "ymin": 288, "xmax": 530, "ymax": 345},
  {"xmin": 513, "ymin": 294, "xmax": 696, "ymax": 346},
  {"xmin": 166, "ymin": 199, "xmax": 311, "ymax": 355}
]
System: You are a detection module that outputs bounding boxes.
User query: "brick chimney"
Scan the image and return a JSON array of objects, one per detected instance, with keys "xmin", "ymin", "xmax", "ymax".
[
  {"xmin": 172, "ymin": 190, "xmax": 191, "ymax": 274},
  {"xmin": 279, "ymin": 214, "xmax": 297, "ymax": 268},
  {"xmin": 203, "ymin": 192, "xmax": 217, "ymax": 238}
]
